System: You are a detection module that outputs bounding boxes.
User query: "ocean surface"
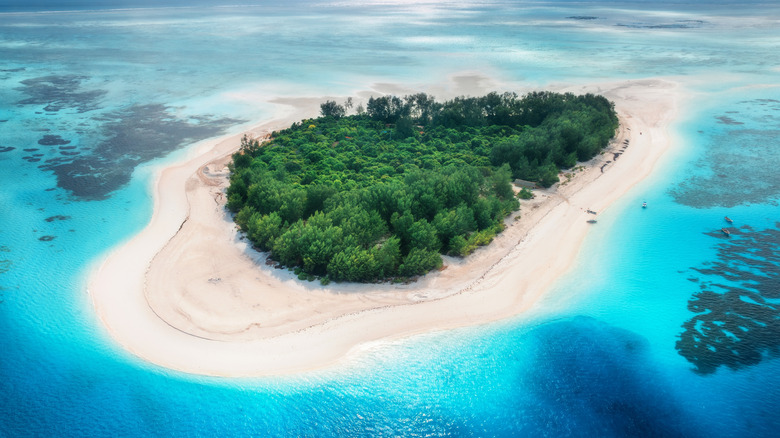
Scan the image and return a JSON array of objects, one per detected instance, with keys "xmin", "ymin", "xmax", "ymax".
[{"xmin": 1, "ymin": 1, "xmax": 779, "ymax": 436}]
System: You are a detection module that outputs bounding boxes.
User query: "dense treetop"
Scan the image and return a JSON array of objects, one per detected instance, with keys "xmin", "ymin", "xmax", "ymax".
[{"xmin": 227, "ymin": 91, "xmax": 618, "ymax": 283}]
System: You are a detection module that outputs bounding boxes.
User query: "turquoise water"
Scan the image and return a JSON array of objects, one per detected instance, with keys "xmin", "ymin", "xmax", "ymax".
[{"xmin": 1, "ymin": 1, "xmax": 779, "ymax": 436}]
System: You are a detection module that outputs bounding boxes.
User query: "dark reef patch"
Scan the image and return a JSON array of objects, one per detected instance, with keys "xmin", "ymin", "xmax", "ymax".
[
  {"xmin": 38, "ymin": 103, "xmax": 242, "ymax": 200},
  {"xmin": 16, "ymin": 75, "xmax": 106, "ymax": 113},
  {"xmin": 23, "ymin": 148, "xmax": 39, "ymax": 152},
  {"xmin": 522, "ymin": 317, "xmax": 689, "ymax": 437},
  {"xmin": 716, "ymin": 115, "xmax": 744, "ymax": 125},
  {"xmin": 38, "ymin": 235, "xmax": 56, "ymax": 242},
  {"xmin": 16, "ymin": 77, "xmax": 241, "ymax": 199},
  {"xmin": 0, "ymin": 146, "xmax": 15, "ymax": 153},
  {"xmin": 677, "ymin": 224, "xmax": 780, "ymax": 374},
  {"xmin": 38, "ymin": 135, "xmax": 71, "ymax": 146},
  {"xmin": 44, "ymin": 215, "xmax": 70, "ymax": 222},
  {"xmin": 566, "ymin": 16, "xmax": 599, "ymax": 20}
]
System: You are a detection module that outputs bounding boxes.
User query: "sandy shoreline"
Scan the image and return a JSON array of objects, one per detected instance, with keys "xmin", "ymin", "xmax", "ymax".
[{"xmin": 88, "ymin": 78, "xmax": 681, "ymax": 377}]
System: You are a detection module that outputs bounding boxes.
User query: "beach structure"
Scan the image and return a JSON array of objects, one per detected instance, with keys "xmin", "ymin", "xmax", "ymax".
[{"xmin": 514, "ymin": 179, "xmax": 539, "ymax": 189}]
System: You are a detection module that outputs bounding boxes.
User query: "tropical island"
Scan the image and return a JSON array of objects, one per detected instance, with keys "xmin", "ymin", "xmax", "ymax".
[
  {"xmin": 226, "ymin": 91, "xmax": 618, "ymax": 283},
  {"xmin": 88, "ymin": 78, "xmax": 679, "ymax": 376}
]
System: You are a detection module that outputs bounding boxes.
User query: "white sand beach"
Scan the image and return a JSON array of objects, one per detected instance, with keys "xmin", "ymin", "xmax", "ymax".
[{"xmin": 88, "ymin": 78, "xmax": 682, "ymax": 377}]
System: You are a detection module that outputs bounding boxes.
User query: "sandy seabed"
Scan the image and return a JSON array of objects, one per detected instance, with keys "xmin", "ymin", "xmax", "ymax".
[{"xmin": 88, "ymin": 78, "xmax": 683, "ymax": 377}]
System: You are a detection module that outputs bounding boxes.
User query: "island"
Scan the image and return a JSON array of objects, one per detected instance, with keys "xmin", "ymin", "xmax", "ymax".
[
  {"xmin": 88, "ymin": 78, "xmax": 681, "ymax": 376},
  {"xmin": 227, "ymin": 92, "xmax": 618, "ymax": 283}
]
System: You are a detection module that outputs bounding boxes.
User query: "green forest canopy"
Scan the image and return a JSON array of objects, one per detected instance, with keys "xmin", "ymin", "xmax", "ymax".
[{"xmin": 227, "ymin": 91, "xmax": 618, "ymax": 283}]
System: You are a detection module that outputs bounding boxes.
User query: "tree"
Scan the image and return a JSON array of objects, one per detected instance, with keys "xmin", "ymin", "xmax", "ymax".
[
  {"xmin": 518, "ymin": 187, "xmax": 534, "ymax": 200},
  {"xmin": 491, "ymin": 163, "xmax": 515, "ymax": 200},
  {"xmin": 320, "ymin": 100, "xmax": 346, "ymax": 118},
  {"xmin": 305, "ymin": 184, "xmax": 336, "ymax": 217},
  {"xmin": 448, "ymin": 235, "xmax": 469, "ymax": 256},
  {"xmin": 340, "ymin": 208, "xmax": 388, "ymax": 248},
  {"xmin": 408, "ymin": 219, "xmax": 441, "ymax": 252},
  {"xmin": 367, "ymin": 95, "xmax": 406, "ymax": 123},
  {"xmin": 433, "ymin": 206, "xmax": 475, "ymax": 251},
  {"xmin": 395, "ymin": 116, "xmax": 415, "ymax": 139},
  {"xmin": 391, "ymin": 211, "xmax": 416, "ymax": 252},
  {"xmin": 328, "ymin": 246, "xmax": 380, "ymax": 282},
  {"xmin": 374, "ymin": 236, "xmax": 401, "ymax": 276},
  {"xmin": 398, "ymin": 248, "xmax": 442, "ymax": 277},
  {"xmin": 247, "ymin": 212, "xmax": 283, "ymax": 250},
  {"xmin": 538, "ymin": 163, "xmax": 560, "ymax": 188},
  {"xmin": 404, "ymin": 92, "xmax": 438, "ymax": 124}
]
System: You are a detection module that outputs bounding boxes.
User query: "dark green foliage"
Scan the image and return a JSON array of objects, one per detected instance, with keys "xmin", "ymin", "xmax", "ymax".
[
  {"xmin": 228, "ymin": 91, "xmax": 617, "ymax": 282},
  {"xmin": 366, "ymin": 95, "xmax": 407, "ymax": 123},
  {"xmin": 518, "ymin": 187, "xmax": 534, "ymax": 200},
  {"xmin": 483, "ymin": 91, "xmax": 619, "ymax": 187},
  {"xmin": 398, "ymin": 248, "xmax": 443, "ymax": 277},
  {"xmin": 320, "ymin": 100, "xmax": 346, "ymax": 119}
]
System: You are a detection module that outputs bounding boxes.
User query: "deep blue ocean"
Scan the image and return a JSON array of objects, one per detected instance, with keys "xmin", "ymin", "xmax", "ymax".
[{"xmin": 1, "ymin": 1, "xmax": 779, "ymax": 436}]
